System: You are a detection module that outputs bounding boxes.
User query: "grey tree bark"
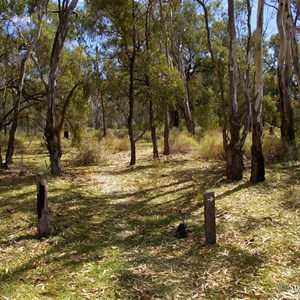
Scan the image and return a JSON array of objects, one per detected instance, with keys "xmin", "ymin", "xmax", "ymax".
[
  {"xmin": 277, "ymin": 0, "xmax": 296, "ymax": 159},
  {"xmin": 44, "ymin": 0, "xmax": 79, "ymax": 176}
]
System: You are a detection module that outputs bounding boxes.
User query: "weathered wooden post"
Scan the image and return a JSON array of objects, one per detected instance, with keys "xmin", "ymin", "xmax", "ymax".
[
  {"xmin": 204, "ymin": 192, "xmax": 216, "ymax": 245},
  {"xmin": 36, "ymin": 175, "xmax": 50, "ymax": 238}
]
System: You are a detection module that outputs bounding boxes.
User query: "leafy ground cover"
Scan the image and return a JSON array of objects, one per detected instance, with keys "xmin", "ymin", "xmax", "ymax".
[{"xmin": 0, "ymin": 138, "xmax": 299, "ymax": 300}]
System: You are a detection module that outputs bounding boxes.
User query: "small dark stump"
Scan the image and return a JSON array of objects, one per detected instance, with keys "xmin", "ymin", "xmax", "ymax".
[
  {"xmin": 36, "ymin": 175, "xmax": 50, "ymax": 238},
  {"xmin": 175, "ymin": 223, "xmax": 188, "ymax": 238}
]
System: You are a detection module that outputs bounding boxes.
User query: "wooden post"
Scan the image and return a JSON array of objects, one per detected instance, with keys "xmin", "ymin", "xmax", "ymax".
[
  {"xmin": 204, "ymin": 192, "xmax": 216, "ymax": 245},
  {"xmin": 36, "ymin": 175, "xmax": 50, "ymax": 238}
]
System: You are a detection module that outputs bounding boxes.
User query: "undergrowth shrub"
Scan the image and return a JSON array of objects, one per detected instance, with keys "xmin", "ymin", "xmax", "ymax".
[
  {"xmin": 263, "ymin": 134, "xmax": 283, "ymax": 161},
  {"xmin": 169, "ymin": 130, "xmax": 199, "ymax": 154},
  {"xmin": 92, "ymin": 129, "xmax": 104, "ymax": 142},
  {"xmin": 196, "ymin": 131, "xmax": 225, "ymax": 160},
  {"xmin": 142, "ymin": 131, "xmax": 153, "ymax": 143},
  {"xmin": 282, "ymin": 187, "xmax": 300, "ymax": 209},
  {"xmin": 101, "ymin": 136, "xmax": 129, "ymax": 153},
  {"xmin": 114, "ymin": 127, "xmax": 128, "ymax": 139},
  {"xmin": 74, "ymin": 139, "xmax": 103, "ymax": 166}
]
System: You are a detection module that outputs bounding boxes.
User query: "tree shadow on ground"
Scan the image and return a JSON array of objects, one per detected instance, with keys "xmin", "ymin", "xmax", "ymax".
[{"xmin": 0, "ymin": 158, "xmax": 299, "ymax": 299}]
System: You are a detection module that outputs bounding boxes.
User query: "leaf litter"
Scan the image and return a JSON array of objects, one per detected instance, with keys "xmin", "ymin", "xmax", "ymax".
[{"xmin": 0, "ymin": 143, "xmax": 299, "ymax": 299}]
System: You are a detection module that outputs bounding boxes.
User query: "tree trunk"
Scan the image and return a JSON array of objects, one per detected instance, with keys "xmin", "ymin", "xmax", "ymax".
[
  {"xmin": 144, "ymin": 0, "xmax": 158, "ymax": 159},
  {"xmin": 251, "ymin": 0, "xmax": 265, "ymax": 183},
  {"xmin": 277, "ymin": 0, "xmax": 297, "ymax": 158},
  {"xmin": 169, "ymin": 109, "xmax": 180, "ymax": 128},
  {"xmin": 126, "ymin": 0, "xmax": 137, "ymax": 166},
  {"xmin": 4, "ymin": 2, "xmax": 46, "ymax": 167},
  {"xmin": 290, "ymin": 1, "xmax": 300, "ymax": 101},
  {"xmin": 150, "ymin": 99, "xmax": 159, "ymax": 159},
  {"xmin": 226, "ymin": 145, "xmax": 244, "ymax": 181},
  {"xmin": 101, "ymin": 96, "xmax": 107, "ymax": 137},
  {"xmin": 159, "ymin": 0, "xmax": 172, "ymax": 155},
  {"xmin": 127, "ymin": 55, "xmax": 136, "ymax": 165},
  {"xmin": 45, "ymin": 0, "xmax": 79, "ymax": 176},
  {"xmin": 170, "ymin": 40, "xmax": 195, "ymax": 134},
  {"xmin": 0, "ymin": 140, "xmax": 2, "ymax": 167},
  {"xmin": 226, "ymin": 0, "xmax": 244, "ymax": 181},
  {"xmin": 183, "ymin": 94, "xmax": 195, "ymax": 134},
  {"xmin": 95, "ymin": 97, "xmax": 101, "ymax": 130},
  {"xmin": 163, "ymin": 104, "xmax": 170, "ymax": 155}
]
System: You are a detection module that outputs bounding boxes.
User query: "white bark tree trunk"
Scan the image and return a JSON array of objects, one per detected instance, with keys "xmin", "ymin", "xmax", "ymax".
[{"xmin": 277, "ymin": 0, "xmax": 296, "ymax": 158}]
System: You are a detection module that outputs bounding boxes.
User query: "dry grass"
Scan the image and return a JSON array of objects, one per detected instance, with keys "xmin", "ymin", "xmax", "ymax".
[
  {"xmin": 101, "ymin": 135, "xmax": 130, "ymax": 153},
  {"xmin": 263, "ymin": 133, "xmax": 283, "ymax": 161},
  {"xmin": 74, "ymin": 139, "xmax": 104, "ymax": 166},
  {"xmin": 169, "ymin": 130, "xmax": 199, "ymax": 154},
  {"xmin": 196, "ymin": 130, "xmax": 225, "ymax": 160}
]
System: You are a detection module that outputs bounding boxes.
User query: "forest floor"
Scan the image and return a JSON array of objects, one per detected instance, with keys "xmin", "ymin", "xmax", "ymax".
[{"xmin": 0, "ymin": 138, "xmax": 299, "ymax": 300}]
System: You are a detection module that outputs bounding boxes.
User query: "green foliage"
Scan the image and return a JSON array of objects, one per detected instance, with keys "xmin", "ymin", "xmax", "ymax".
[
  {"xmin": 149, "ymin": 62, "xmax": 185, "ymax": 109},
  {"xmin": 263, "ymin": 95, "xmax": 280, "ymax": 127}
]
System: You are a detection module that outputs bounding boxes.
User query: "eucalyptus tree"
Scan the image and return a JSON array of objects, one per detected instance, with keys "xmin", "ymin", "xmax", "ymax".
[
  {"xmin": 0, "ymin": 1, "xmax": 49, "ymax": 168},
  {"xmin": 143, "ymin": 0, "xmax": 159, "ymax": 158},
  {"xmin": 87, "ymin": 0, "xmax": 162, "ymax": 164},
  {"xmin": 196, "ymin": 0, "xmax": 228, "ymax": 149},
  {"xmin": 45, "ymin": 0, "xmax": 79, "ymax": 176},
  {"xmin": 276, "ymin": 0, "xmax": 297, "ymax": 158},
  {"xmin": 3, "ymin": 1, "xmax": 49, "ymax": 168},
  {"xmin": 251, "ymin": 0, "xmax": 265, "ymax": 182},
  {"xmin": 197, "ymin": 0, "xmax": 251, "ymax": 180},
  {"xmin": 168, "ymin": 0, "xmax": 200, "ymax": 134},
  {"xmin": 226, "ymin": 0, "xmax": 243, "ymax": 180}
]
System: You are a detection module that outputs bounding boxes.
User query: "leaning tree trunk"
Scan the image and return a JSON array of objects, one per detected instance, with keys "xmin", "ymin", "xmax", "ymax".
[
  {"xmin": 45, "ymin": 0, "xmax": 79, "ymax": 176},
  {"xmin": 251, "ymin": 0, "xmax": 265, "ymax": 182},
  {"xmin": 226, "ymin": 0, "xmax": 244, "ymax": 181},
  {"xmin": 277, "ymin": 0, "xmax": 296, "ymax": 158},
  {"xmin": 4, "ymin": 2, "xmax": 47, "ymax": 168}
]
